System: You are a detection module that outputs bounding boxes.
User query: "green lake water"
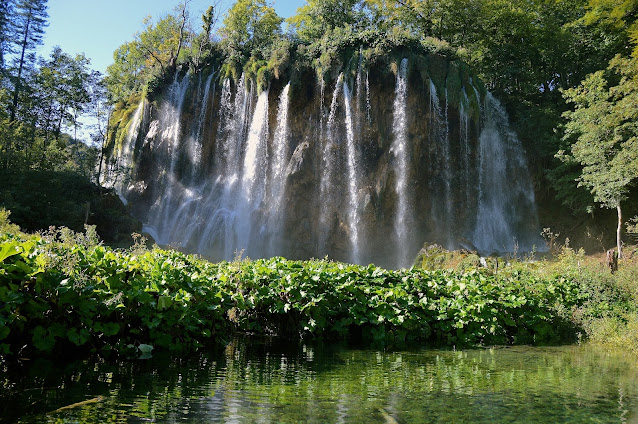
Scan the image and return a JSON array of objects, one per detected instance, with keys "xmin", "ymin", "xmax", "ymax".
[{"xmin": 3, "ymin": 338, "xmax": 638, "ymax": 423}]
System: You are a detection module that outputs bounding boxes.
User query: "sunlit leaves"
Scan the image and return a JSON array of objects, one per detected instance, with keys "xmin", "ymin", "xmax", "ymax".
[
  {"xmin": 561, "ymin": 55, "xmax": 638, "ymax": 209},
  {"xmin": 0, "ymin": 230, "xmax": 588, "ymax": 357}
]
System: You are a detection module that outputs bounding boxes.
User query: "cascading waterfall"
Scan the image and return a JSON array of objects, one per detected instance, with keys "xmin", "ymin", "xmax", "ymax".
[
  {"xmin": 237, "ymin": 89, "xmax": 269, "ymax": 255},
  {"xmin": 343, "ymin": 81, "xmax": 361, "ymax": 264},
  {"xmin": 142, "ymin": 74, "xmax": 190, "ymax": 245},
  {"xmin": 443, "ymin": 86, "xmax": 453, "ymax": 246},
  {"xmin": 188, "ymin": 71, "xmax": 215, "ymax": 179},
  {"xmin": 390, "ymin": 58, "xmax": 412, "ymax": 267},
  {"xmin": 365, "ymin": 71, "xmax": 371, "ymax": 122},
  {"xmin": 428, "ymin": 79, "xmax": 452, "ymax": 246},
  {"xmin": 268, "ymin": 83, "xmax": 291, "ymax": 251},
  {"xmin": 460, "ymin": 89, "xmax": 472, "ymax": 209},
  {"xmin": 472, "ymin": 93, "xmax": 542, "ymax": 253},
  {"xmin": 319, "ymin": 74, "xmax": 343, "ymax": 254},
  {"xmin": 118, "ymin": 55, "xmax": 544, "ymax": 269},
  {"xmin": 108, "ymin": 98, "xmax": 144, "ymax": 202}
]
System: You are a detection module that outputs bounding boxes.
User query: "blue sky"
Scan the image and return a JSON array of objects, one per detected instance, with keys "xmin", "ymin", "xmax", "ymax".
[{"xmin": 39, "ymin": 0, "xmax": 302, "ymax": 74}]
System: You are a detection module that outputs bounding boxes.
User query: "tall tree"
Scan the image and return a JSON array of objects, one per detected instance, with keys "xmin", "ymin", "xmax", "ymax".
[
  {"xmin": 104, "ymin": 41, "xmax": 146, "ymax": 103},
  {"xmin": 0, "ymin": 0, "xmax": 14, "ymax": 75},
  {"xmin": 584, "ymin": 0, "xmax": 638, "ymax": 57},
  {"xmin": 136, "ymin": 3, "xmax": 191, "ymax": 74},
  {"xmin": 287, "ymin": 0, "xmax": 362, "ymax": 43},
  {"xmin": 560, "ymin": 55, "xmax": 638, "ymax": 258},
  {"xmin": 192, "ymin": 3, "xmax": 219, "ymax": 68},
  {"xmin": 221, "ymin": 0, "xmax": 282, "ymax": 60},
  {"xmin": 30, "ymin": 47, "xmax": 91, "ymax": 151},
  {"xmin": 8, "ymin": 0, "xmax": 47, "ymax": 121}
]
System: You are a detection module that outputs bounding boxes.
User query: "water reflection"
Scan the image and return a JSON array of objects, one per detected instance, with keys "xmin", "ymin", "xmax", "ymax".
[{"xmin": 3, "ymin": 339, "xmax": 638, "ymax": 423}]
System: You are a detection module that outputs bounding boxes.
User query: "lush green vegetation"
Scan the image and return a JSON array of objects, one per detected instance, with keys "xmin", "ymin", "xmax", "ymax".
[
  {"xmin": 0, "ymin": 170, "xmax": 140, "ymax": 242},
  {"xmin": 2, "ymin": 216, "xmax": 637, "ymax": 358}
]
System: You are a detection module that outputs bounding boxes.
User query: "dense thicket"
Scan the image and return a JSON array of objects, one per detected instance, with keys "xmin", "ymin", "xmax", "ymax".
[
  {"xmin": 0, "ymin": 224, "xmax": 586, "ymax": 356},
  {"xmin": 2, "ymin": 222, "xmax": 637, "ymax": 357}
]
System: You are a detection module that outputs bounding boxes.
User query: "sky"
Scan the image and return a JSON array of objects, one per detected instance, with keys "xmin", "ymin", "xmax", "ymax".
[{"xmin": 39, "ymin": 0, "xmax": 302, "ymax": 75}]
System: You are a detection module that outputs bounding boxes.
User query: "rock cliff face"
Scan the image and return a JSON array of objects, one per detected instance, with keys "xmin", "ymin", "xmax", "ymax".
[{"xmin": 104, "ymin": 52, "xmax": 543, "ymax": 269}]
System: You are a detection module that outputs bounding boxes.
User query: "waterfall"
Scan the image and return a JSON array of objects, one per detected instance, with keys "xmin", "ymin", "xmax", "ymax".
[
  {"xmin": 390, "ymin": 58, "xmax": 411, "ymax": 268},
  {"xmin": 267, "ymin": 83, "xmax": 291, "ymax": 253},
  {"xmin": 270, "ymin": 84, "xmax": 290, "ymax": 212},
  {"xmin": 472, "ymin": 93, "xmax": 542, "ymax": 254},
  {"xmin": 355, "ymin": 49, "xmax": 364, "ymax": 132},
  {"xmin": 443, "ymin": 86, "xmax": 453, "ymax": 247},
  {"xmin": 319, "ymin": 74, "xmax": 343, "ymax": 254},
  {"xmin": 241, "ymin": 89, "xmax": 269, "ymax": 204},
  {"xmin": 121, "ymin": 56, "xmax": 543, "ymax": 269},
  {"xmin": 141, "ymin": 74, "xmax": 190, "ymax": 246},
  {"xmin": 365, "ymin": 71, "xmax": 371, "ymax": 122},
  {"xmin": 189, "ymin": 71, "xmax": 215, "ymax": 179},
  {"xmin": 343, "ymin": 81, "xmax": 361, "ymax": 264},
  {"xmin": 427, "ymin": 79, "xmax": 451, "ymax": 246},
  {"xmin": 110, "ymin": 98, "xmax": 144, "ymax": 202},
  {"xmin": 460, "ymin": 89, "xmax": 472, "ymax": 212}
]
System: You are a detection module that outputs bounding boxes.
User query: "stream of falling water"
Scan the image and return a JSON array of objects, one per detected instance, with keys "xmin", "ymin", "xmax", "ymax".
[
  {"xmin": 189, "ymin": 71, "xmax": 215, "ymax": 180},
  {"xmin": 110, "ymin": 98, "xmax": 144, "ymax": 203},
  {"xmin": 319, "ymin": 74, "xmax": 343, "ymax": 255},
  {"xmin": 142, "ymin": 74, "xmax": 190, "ymax": 245},
  {"xmin": 123, "ymin": 61, "xmax": 543, "ymax": 268},
  {"xmin": 343, "ymin": 81, "xmax": 361, "ymax": 264},
  {"xmin": 472, "ymin": 93, "xmax": 541, "ymax": 253},
  {"xmin": 390, "ymin": 59, "xmax": 411, "ymax": 268},
  {"xmin": 237, "ymin": 89, "xmax": 269, "ymax": 255},
  {"xmin": 268, "ymin": 83, "xmax": 291, "ymax": 252}
]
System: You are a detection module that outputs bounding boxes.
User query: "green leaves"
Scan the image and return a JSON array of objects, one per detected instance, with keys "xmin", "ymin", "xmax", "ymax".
[
  {"xmin": 0, "ymin": 241, "xmax": 21, "ymax": 263},
  {"xmin": 0, "ymin": 231, "xmax": 590, "ymax": 356}
]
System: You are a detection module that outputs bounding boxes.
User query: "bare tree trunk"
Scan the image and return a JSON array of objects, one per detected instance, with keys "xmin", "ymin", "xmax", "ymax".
[
  {"xmin": 174, "ymin": 0, "xmax": 190, "ymax": 65},
  {"xmin": 617, "ymin": 204, "xmax": 623, "ymax": 259}
]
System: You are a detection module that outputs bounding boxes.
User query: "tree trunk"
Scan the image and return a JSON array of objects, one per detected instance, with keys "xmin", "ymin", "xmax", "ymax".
[
  {"xmin": 10, "ymin": 14, "xmax": 31, "ymax": 122},
  {"xmin": 617, "ymin": 204, "xmax": 623, "ymax": 259}
]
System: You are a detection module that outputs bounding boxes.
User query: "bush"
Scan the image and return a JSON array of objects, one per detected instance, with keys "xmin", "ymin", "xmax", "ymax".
[{"xmin": 1, "ymin": 226, "xmax": 588, "ymax": 357}]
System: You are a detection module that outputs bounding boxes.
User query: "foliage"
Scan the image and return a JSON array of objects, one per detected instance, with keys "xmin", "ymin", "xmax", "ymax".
[
  {"xmin": 220, "ymin": 0, "xmax": 283, "ymax": 62},
  {"xmin": 0, "ymin": 224, "xmax": 592, "ymax": 358},
  {"xmin": 0, "ymin": 170, "xmax": 140, "ymax": 242},
  {"xmin": 560, "ymin": 55, "xmax": 638, "ymax": 254},
  {"xmin": 0, "ymin": 208, "xmax": 20, "ymax": 235},
  {"xmin": 583, "ymin": 0, "xmax": 638, "ymax": 57},
  {"xmin": 286, "ymin": 0, "xmax": 364, "ymax": 44},
  {"xmin": 561, "ymin": 55, "xmax": 638, "ymax": 211},
  {"xmin": 105, "ymin": 7, "xmax": 193, "ymax": 103}
]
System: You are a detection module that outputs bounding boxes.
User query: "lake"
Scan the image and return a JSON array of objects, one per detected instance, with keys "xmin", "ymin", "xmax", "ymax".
[{"xmin": 3, "ymin": 337, "xmax": 638, "ymax": 423}]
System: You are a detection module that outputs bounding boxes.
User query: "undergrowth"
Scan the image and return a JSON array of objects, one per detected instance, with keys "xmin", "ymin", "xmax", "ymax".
[{"xmin": 1, "ymin": 224, "xmax": 583, "ymax": 358}]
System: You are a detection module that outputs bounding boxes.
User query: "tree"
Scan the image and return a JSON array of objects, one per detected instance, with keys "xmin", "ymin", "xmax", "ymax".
[
  {"xmin": 287, "ymin": 0, "xmax": 362, "ymax": 43},
  {"xmin": 105, "ymin": 4, "xmax": 195, "ymax": 102},
  {"xmin": 0, "ymin": 0, "xmax": 14, "ymax": 75},
  {"xmin": 104, "ymin": 41, "xmax": 146, "ymax": 103},
  {"xmin": 560, "ymin": 55, "xmax": 638, "ymax": 258},
  {"xmin": 220, "ymin": 0, "xmax": 282, "ymax": 60},
  {"xmin": 192, "ymin": 3, "xmax": 220, "ymax": 68},
  {"xmin": 136, "ymin": 1, "xmax": 192, "ymax": 74},
  {"xmin": 31, "ymin": 47, "xmax": 91, "ymax": 146},
  {"xmin": 8, "ymin": 0, "xmax": 47, "ymax": 121},
  {"xmin": 584, "ymin": 0, "xmax": 638, "ymax": 57},
  {"xmin": 86, "ymin": 71, "xmax": 111, "ymax": 184}
]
